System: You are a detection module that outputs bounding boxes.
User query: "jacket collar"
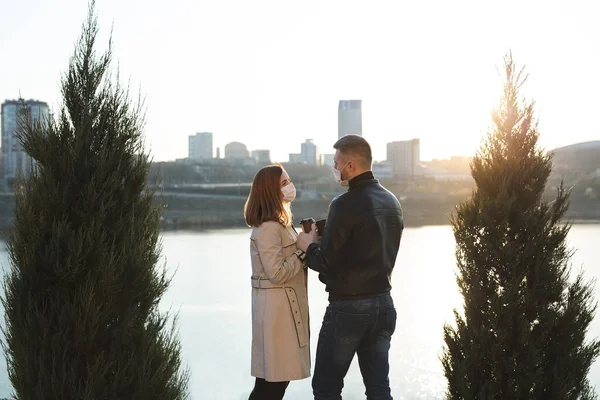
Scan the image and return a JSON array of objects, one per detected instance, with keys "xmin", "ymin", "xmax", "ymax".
[{"xmin": 348, "ymin": 171, "xmax": 377, "ymax": 190}]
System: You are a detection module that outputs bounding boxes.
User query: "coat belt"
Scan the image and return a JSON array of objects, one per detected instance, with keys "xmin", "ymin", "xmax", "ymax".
[
  {"xmin": 250, "ymin": 277, "xmax": 308, "ymax": 348},
  {"xmin": 251, "ymin": 276, "xmax": 284, "ymax": 289}
]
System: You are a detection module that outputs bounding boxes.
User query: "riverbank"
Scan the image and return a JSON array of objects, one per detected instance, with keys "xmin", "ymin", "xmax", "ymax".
[
  {"xmin": 156, "ymin": 194, "xmax": 464, "ymax": 230},
  {"xmin": 154, "ymin": 194, "xmax": 600, "ymax": 230},
  {"xmin": 1, "ymin": 193, "xmax": 599, "ymax": 232}
]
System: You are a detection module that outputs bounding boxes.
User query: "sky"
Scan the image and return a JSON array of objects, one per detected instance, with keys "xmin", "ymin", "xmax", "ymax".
[{"xmin": 1, "ymin": 0, "xmax": 599, "ymax": 162}]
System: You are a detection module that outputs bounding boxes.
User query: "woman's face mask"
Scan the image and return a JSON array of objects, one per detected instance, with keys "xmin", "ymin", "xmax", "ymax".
[{"xmin": 281, "ymin": 182, "xmax": 296, "ymax": 202}]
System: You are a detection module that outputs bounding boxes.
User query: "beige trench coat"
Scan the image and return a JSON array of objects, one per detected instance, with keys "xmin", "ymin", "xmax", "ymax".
[{"xmin": 249, "ymin": 221, "xmax": 311, "ymax": 382}]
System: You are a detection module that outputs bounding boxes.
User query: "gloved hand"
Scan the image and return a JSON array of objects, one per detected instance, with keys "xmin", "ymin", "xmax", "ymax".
[{"xmin": 297, "ymin": 223, "xmax": 318, "ymax": 252}]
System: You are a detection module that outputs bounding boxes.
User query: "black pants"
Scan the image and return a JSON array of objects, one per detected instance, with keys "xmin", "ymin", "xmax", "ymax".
[{"xmin": 248, "ymin": 378, "xmax": 289, "ymax": 400}]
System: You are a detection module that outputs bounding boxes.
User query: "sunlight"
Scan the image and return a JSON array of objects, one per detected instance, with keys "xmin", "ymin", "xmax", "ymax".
[{"xmin": 357, "ymin": 55, "xmax": 502, "ymax": 161}]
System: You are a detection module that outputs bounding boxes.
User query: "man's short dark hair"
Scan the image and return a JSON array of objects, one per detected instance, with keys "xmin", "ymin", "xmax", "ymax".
[{"xmin": 333, "ymin": 135, "xmax": 372, "ymax": 167}]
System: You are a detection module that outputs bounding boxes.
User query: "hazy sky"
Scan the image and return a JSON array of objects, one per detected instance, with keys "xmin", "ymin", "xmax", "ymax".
[{"xmin": 1, "ymin": 0, "xmax": 599, "ymax": 162}]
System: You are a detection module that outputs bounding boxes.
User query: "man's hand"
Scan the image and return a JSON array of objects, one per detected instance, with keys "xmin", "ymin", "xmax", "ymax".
[{"xmin": 297, "ymin": 223, "xmax": 318, "ymax": 252}]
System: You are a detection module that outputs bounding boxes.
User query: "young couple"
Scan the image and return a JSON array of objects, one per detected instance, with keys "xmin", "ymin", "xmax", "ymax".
[{"xmin": 244, "ymin": 135, "xmax": 404, "ymax": 400}]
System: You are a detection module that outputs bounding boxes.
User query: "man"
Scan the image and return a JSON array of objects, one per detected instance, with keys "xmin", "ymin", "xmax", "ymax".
[{"xmin": 297, "ymin": 134, "xmax": 404, "ymax": 400}]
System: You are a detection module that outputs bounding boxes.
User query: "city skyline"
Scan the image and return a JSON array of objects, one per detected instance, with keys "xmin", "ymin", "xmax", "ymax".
[{"xmin": 1, "ymin": 0, "xmax": 599, "ymax": 163}]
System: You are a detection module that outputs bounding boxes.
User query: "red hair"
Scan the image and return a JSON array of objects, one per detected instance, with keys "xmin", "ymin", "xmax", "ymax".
[{"xmin": 244, "ymin": 164, "xmax": 292, "ymax": 227}]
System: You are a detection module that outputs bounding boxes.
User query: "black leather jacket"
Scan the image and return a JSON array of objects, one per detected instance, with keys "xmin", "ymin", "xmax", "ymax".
[{"xmin": 306, "ymin": 171, "xmax": 404, "ymax": 301}]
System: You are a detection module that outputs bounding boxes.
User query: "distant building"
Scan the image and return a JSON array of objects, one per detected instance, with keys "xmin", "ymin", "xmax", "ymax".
[
  {"xmin": 421, "ymin": 170, "xmax": 472, "ymax": 181},
  {"xmin": 1, "ymin": 99, "xmax": 49, "ymax": 180},
  {"xmin": 289, "ymin": 153, "xmax": 303, "ymax": 164},
  {"xmin": 386, "ymin": 139, "xmax": 421, "ymax": 179},
  {"xmin": 188, "ymin": 132, "xmax": 213, "ymax": 161},
  {"xmin": 288, "ymin": 140, "xmax": 320, "ymax": 165},
  {"xmin": 321, "ymin": 153, "xmax": 335, "ymax": 167},
  {"xmin": 420, "ymin": 156, "xmax": 471, "ymax": 178},
  {"xmin": 372, "ymin": 162, "xmax": 393, "ymax": 180},
  {"xmin": 175, "ymin": 157, "xmax": 196, "ymax": 166},
  {"xmin": 301, "ymin": 139, "xmax": 319, "ymax": 165},
  {"xmin": 225, "ymin": 142, "xmax": 250, "ymax": 159},
  {"xmin": 252, "ymin": 149, "xmax": 271, "ymax": 165},
  {"xmin": 338, "ymin": 100, "xmax": 362, "ymax": 139}
]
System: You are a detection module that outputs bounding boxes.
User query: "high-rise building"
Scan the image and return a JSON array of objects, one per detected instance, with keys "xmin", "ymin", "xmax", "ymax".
[
  {"xmin": 225, "ymin": 142, "xmax": 249, "ymax": 159},
  {"xmin": 301, "ymin": 139, "xmax": 319, "ymax": 165},
  {"xmin": 188, "ymin": 132, "xmax": 213, "ymax": 161},
  {"xmin": 289, "ymin": 139, "xmax": 320, "ymax": 165},
  {"xmin": 386, "ymin": 139, "xmax": 421, "ymax": 179},
  {"xmin": 1, "ymin": 99, "xmax": 49, "ymax": 180},
  {"xmin": 338, "ymin": 100, "xmax": 362, "ymax": 139}
]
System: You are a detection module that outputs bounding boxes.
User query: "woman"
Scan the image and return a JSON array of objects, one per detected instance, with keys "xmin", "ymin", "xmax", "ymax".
[{"xmin": 244, "ymin": 164, "xmax": 311, "ymax": 400}]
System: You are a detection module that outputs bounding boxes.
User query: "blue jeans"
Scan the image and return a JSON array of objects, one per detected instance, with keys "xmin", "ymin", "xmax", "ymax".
[{"xmin": 312, "ymin": 293, "xmax": 397, "ymax": 400}]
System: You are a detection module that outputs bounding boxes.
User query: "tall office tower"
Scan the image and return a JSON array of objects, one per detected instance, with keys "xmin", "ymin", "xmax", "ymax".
[
  {"xmin": 1, "ymin": 99, "xmax": 49, "ymax": 179},
  {"xmin": 188, "ymin": 132, "xmax": 213, "ymax": 161},
  {"xmin": 386, "ymin": 139, "xmax": 420, "ymax": 179},
  {"xmin": 338, "ymin": 100, "xmax": 362, "ymax": 139}
]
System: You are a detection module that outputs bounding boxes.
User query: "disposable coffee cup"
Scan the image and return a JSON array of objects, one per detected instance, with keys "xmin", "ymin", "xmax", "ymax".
[
  {"xmin": 300, "ymin": 218, "xmax": 315, "ymax": 233},
  {"xmin": 316, "ymin": 219, "xmax": 326, "ymax": 236}
]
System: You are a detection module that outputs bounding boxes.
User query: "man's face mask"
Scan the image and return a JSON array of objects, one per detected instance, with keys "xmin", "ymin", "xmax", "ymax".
[{"xmin": 333, "ymin": 161, "xmax": 350, "ymax": 187}]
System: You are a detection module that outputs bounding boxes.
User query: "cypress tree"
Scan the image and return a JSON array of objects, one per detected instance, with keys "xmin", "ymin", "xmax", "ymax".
[
  {"xmin": 442, "ymin": 54, "xmax": 600, "ymax": 399},
  {"xmin": 1, "ymin": 4, "xmax": 189, "ymax": 399}
]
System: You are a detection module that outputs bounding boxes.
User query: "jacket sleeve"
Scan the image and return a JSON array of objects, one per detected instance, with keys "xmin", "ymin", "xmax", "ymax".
[
  {"xmin": 255, "ymin": 223, "xmax": 305, "ymax": 285},
  {"xmin": 305, "ymin": 198, "xmax": 350, "ymax": 276}
]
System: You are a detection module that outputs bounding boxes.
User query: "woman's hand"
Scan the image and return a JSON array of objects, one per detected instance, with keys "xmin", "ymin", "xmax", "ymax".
[{"xmin": 297, "ymin": 223, "xmax": 318, "ymax": 252}]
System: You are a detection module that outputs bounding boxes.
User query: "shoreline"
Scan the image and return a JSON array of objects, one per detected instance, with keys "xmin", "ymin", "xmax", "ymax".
[
  {"xmin": 1, "ymin": 193, "xmax": 599, "ymax": 234},
  {"xmin": 2, "ymin": 218, "xmax": 599, "ymax": 236}
]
